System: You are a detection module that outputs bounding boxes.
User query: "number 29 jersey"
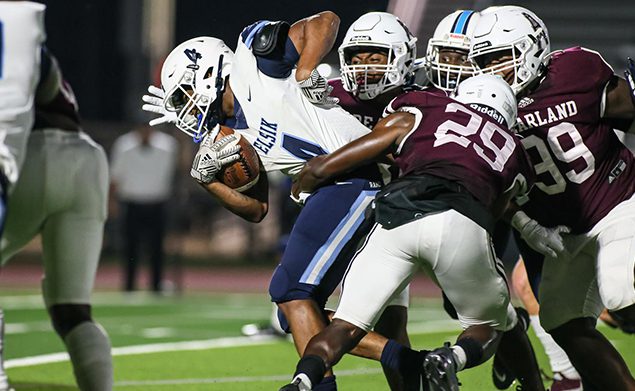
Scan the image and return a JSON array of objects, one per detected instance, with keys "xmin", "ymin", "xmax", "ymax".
[
  {"xmin": 229, "ymin": 21, "xmax": 372, "ymax": 179},
  {"xmin": 516, "ymin": 47, "xmax": 635, "ymax": 233},
  {"xmin": 387, "ymin": 91, "xmax": 534, "ymax": 215}
]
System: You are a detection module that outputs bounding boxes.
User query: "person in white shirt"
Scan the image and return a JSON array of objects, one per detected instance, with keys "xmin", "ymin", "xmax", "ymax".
[{"xmin": 110, "ymin": 124, "xmax": 178, "ymax": 293}]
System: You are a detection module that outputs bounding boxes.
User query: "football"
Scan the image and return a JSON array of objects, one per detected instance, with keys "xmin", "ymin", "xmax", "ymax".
[{"xmin": 213, "ymin": 125, "xmax": 260, "ymax": 192}]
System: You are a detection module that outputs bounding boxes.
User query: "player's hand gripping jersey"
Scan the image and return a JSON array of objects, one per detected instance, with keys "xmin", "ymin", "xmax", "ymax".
[
  {"xmin": 516, "ymin": 48, "xmax": 635, "ymax": 233},
  {"xmin": 230, "ymin": 21, "xmax": 377, "ymax": 179}
]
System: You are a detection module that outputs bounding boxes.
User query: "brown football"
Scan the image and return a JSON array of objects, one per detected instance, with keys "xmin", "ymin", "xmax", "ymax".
[{"xmin": 213, "ymin": 125, "xmax": 260, "ymax": 192}]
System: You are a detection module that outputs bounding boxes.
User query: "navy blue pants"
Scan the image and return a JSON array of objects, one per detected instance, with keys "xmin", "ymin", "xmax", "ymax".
[{"xmin": 269, "ymin": 178, "xmax": 379, "ymax": 332}]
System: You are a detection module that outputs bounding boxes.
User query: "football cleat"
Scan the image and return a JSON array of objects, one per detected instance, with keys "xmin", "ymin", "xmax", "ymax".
[
  {"xmin": 279, "ymin": 376, "xmax": 311, "ymax": 391},
  {"xmin": 491, "ymin": 307, "xmax": 530, "ymax": 389},
  {"xmin": 423, "ymin": 342, "xmax": 459, "ymax": 391},
  {"xmin": 492, "ymin": 354, "xmax": 515, "ymax": 390}
]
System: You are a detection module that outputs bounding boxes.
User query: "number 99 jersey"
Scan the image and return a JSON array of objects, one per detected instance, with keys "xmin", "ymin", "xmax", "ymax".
[
  {"xmin": 230, "ymin": 21, "xmax": 373, "ymax": 179},
  {"xmin": 516, "ymin": 47, "xmax": 635, "ymax": 233}
]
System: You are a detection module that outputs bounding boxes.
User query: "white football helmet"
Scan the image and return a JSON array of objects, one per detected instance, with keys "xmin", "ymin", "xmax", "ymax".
[
  {"xmin": 338, "ymin": 12, "xmax": 417, "ymax": 100},
  {"xmin": 469, "ymin": 6, "xmax": 550, "ymax": 95},
  {"xmin": 161, "ymin": 37, "xmax": 233, "ymax": 139},
  {"xmin": 425, "ymin": 10, "xmax": 480, "ymax": 91},
  {"xmin": 453, "ymin": 74, "xmax": 518, "ymax": 128}
]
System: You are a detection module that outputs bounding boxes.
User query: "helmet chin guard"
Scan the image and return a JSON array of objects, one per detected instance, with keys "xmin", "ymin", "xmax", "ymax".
[
  {"xmin": 425, "ymin": 10, "xmax": 481, "ymax": 92},
  {"xmin": 469, "ymin": 6, "xmax": 550, "ymax": 95},
  {"xmin": 338, "ymin": 12, "xmax": 417, "ymax": 100}
]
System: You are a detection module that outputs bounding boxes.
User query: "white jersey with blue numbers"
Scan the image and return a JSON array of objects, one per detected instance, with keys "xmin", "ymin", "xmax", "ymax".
[{"xmin": 229, "ymin": 21, "xmax": 371, "ymax": 178}]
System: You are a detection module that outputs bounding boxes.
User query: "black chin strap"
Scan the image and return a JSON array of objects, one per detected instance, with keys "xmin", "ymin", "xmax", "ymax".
[{"xmin": 195, "ymin": 54, "xmax": 226, "ymax": 142}]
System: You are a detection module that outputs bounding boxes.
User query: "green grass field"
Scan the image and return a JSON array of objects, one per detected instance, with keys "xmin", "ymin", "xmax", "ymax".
[{"xmin": 3, "ymin": 289, "xmax": 634, "ymax": 390}]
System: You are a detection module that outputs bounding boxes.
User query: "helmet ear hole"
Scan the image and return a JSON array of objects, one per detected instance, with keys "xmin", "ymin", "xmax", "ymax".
[{"xmin": 203, "ymin": 66, "xmax": 215, "ymax": 79}]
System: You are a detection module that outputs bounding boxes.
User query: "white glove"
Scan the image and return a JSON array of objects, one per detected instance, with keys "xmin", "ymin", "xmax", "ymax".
[
  {"xmin": 190, "ymin": 133, "xmax": 242, "ymax": 184},
  {"xmin": 511, "ymin": 211, "xmax": 570, "ymax": 258},
  {"xmin": 289, "ymin": 191, "xmax": 311, "ymax": 206},
  {"xmin": 297, "ymin": 69, "xmax": 339, "ymax": 106},
  {"xmin": 141, "ymin": 85, "xmax": 177, "ymax": 126}
]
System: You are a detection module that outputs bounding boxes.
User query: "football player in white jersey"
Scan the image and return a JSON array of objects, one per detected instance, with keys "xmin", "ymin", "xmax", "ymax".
[
  {"xmin": 143, "ymin": 11, "xmax": 423, "ymax": 391},
  {"xmin": 0, "ymin": 2, "xmax": 45, "ymax": 390},
  {"xmin": 0, "ymin": 48, "xmax": 113, "ymax": 391}
]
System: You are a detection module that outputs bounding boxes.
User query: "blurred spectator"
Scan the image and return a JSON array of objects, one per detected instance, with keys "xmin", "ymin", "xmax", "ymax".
[{"xmin": 110, "ymin": 124, "xmax": 178, "ymax": 293}]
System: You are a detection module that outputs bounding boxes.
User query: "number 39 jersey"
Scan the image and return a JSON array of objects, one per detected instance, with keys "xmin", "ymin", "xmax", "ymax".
[
  {"xmin": 229, "ymin": 21, "xmax": 372, "ymax": 179},
  {"xmin": 387, "ymin": 91, "xmax": 534, "ymax": 214},
  {"xmin": 516, "ymin": 47, "xmax": 635, "ymax": 233}
]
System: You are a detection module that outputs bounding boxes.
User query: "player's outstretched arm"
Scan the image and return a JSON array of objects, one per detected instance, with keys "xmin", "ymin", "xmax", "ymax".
[
  {"xmin": 292, "ymin": 112, "xmax": 414, "ymax": 196},
  {"xmin": 289, "ymin": 11, "xmax": 340, "ymax": 82}
]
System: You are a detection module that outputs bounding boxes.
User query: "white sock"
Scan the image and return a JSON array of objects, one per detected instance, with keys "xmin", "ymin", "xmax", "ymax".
[
  {"xmin": 530, "ymin": 315, "xmax": 580, "ymax": 379},
  {"xmin": 451, "ymin": 345, "xmax": 467, "ymax": 371},
  {"xmin": 64, "ymin": 322, "xmax": 113, "ymax": 391}
]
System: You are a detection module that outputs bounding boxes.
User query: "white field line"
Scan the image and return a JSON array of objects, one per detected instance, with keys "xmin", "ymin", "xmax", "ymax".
[
  {"xmin": 5, "ymin": 319, "xmax": 463, "ymax": 370},
  {"xmin": 5, "ymin": 335, "xmax": 280, "ymax": 369}
]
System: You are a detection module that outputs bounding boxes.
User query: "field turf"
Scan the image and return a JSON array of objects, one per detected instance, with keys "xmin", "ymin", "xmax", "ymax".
[{"xmin": 3, "ymin": 290, "xmax": 634, "ymax": 390}]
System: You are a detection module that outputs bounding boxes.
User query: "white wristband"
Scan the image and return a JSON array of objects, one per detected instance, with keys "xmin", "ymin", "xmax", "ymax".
[{"xmin": 511, "ymin": 210, "xmax": 532, "ymax": 232}]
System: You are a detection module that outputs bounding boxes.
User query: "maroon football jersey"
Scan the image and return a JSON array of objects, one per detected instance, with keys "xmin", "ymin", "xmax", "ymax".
[
  {"xmin": 328, "ymin": 78, "xmax": 386, "ymax": 128},
  {"xmin": 34, "ymin": 50, "xmax": 81, "ymax": 131},
  {"xmin": 389, "ymin": 91, "xmax": 534, "ymax": 213},
  {"xmin": 516, "ymin": 47, "xmax": 635, "ymax": 233}
]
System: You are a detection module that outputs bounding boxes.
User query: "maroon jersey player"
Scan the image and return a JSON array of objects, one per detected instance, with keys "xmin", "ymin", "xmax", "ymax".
[
  {"xmin": 281, "ymin": 75, "xmax": 546, "ymax": 391},
  {"xmin": 471, "ymin": 6, "xmax": 635, "ymax": 391}
]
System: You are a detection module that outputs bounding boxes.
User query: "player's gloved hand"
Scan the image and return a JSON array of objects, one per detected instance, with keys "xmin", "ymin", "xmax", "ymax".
[
  {"xmin": 141, "ymin": 85, "xmax": 177, "ymax": 126},
  {"xmin": 289, "ymin": 191, "xmax": 311, "ymax": 206},
  {"xmin": 190, "ymin": 133, "xmax": 242, "ymax": 184},
  {"xmin": 297, "ymin": 69, "xmax": 339, "ymax": 106},
  {"xmin": 511, "ymin": 211, "xmax": 570, "ymax": 258}
]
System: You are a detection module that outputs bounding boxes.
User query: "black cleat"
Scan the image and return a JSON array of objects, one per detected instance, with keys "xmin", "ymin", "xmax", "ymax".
[
  {"xmin": 423, "ymin": 342, "xmax": 459, "ymax": 391},
  {"xmin": 279, "ymin": 379, "xmax": 301, "ymax": 391},
  {"xmin": 491, "ymin": 307, "xmax": 530, "ymax": 389},
  {"xmin": 492, "ymin": 353, "xmax": 515, "ymax": 389}
]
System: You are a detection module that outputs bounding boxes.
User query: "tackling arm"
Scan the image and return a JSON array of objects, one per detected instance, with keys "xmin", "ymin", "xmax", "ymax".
[
  {"xmin": 288, "ymin": 11, "xmax": 340, "ymax": 82},
  {"xmin": 292, "ymin": 112, "xmax": 414, "ymax": 196}
]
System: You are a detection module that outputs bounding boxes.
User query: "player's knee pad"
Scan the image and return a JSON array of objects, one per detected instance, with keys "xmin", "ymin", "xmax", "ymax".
[
  {"xmin": 49, "ymin": 304, "xmax": 92, "ymax": 338},
  {"xmin": 276, "ymin": 307, "xmax": 291, "ymax": 334}
]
